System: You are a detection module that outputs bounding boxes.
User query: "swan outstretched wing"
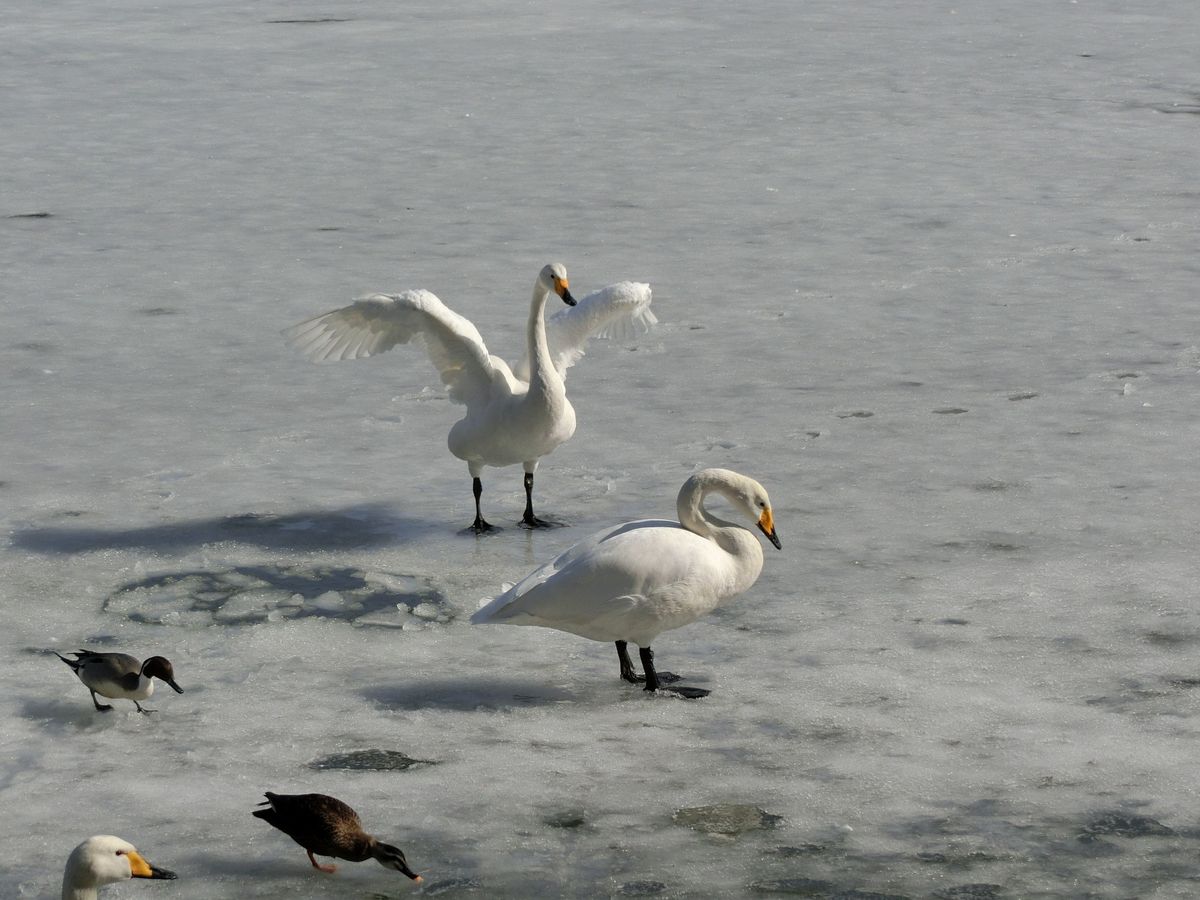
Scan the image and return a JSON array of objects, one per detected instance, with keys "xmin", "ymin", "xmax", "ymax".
[
  {"xmin": 283, "ymin": 289, "xmax": 500, "ymax": 407},
  {"xmin": 514, "ymin": 281, "xmax": 656, "ymax": 380}
]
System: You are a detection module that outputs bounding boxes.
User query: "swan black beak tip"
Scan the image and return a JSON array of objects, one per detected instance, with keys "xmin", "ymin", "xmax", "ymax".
[
  {"xmin": 561, "ymin": 288, "xmax": 577, "ymax": 306},
  {"xmin": 756, "ymin": 510, "xmax": 781, "ymax": 549}
]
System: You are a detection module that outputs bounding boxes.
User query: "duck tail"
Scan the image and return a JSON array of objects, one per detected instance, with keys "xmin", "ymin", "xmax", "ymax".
[{"xmin": 52, "ymin": 651, "xmax": 80, "ymax": 672}]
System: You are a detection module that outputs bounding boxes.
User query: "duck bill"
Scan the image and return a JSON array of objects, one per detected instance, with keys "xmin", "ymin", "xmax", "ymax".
[
  {"xmin": 128, "ymin": 851, "xmax": 177, "ymax": 880},
  {"xmin": 757, "ymin": 509, "xmax": 781, "ymax": 549},
  {"xmin": 401, "ymin": 865, "xmax": 423, "ymax": 883},
  {"xmin": 167, "ymin": 678, "xmax": 184, "ymax": 694}
]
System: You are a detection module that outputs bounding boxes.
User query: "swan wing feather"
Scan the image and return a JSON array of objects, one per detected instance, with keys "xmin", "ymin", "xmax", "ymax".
[
  {"xmin": 472, "ymin": 520, "xmax": 719, "ymax": 642},
  {"xmin": 283, "ymin": 290, "xmax": 500, "ymax": 407},
  {"xmin": 514, "ymin": 281, "xmax": 655, "ymax": 380}
]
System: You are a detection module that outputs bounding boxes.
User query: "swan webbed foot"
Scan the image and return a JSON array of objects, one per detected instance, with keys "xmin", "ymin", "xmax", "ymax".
[
  {"xmin": 463, "ymin": 515, "xmax": 498, "ymax": 535},
  {"xmin": 520, "ymin": 472, "xmax": 566, "ymax": 529},
  {"xmin": 637, "ymin": 672, "xmax": 684, "ymax": 689},
  {"xmin": 519, "ymin": 513, "xmax": 566, "ymax": 529},
  {"xmin": 659, "ymin": 685, "xmax": 711, "ymax": 700}
]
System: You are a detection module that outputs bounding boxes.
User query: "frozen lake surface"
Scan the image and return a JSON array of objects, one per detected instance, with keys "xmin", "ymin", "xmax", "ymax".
[{"xmin": 4, "ymin": 0, "xmax": 1200, "ymax": 896}]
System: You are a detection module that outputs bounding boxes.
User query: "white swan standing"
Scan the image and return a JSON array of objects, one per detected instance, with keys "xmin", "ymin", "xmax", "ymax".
[
  {"xmin": 472, "ymin": 468, "xmax": 781, "ymax": 697},
  {"xmin": 284, "ymin": 264, "xmax": 656, "ymax": 532},
  {"xmin": 62, "ymin": 835, "xmax": 175, "ymax": 900}
]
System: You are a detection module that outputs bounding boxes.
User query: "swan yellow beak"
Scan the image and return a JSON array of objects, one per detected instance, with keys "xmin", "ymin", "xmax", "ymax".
[
  {"xmin": 127, "ymin": 851, "xmax": 176, "ymax": 880},
  {"xmin": 553, "ymin": 276, "xmax": 577, "ymax": 306},
  {"xmin": 757, "ymin": 508, "xmax": 781, "ymax": 549}
]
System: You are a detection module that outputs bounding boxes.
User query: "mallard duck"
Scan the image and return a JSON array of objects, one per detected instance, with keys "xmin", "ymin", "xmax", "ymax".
[
  {"xmin": 61, "ymin": 835, "xmax": 175, "ymax": 899},
  {"xmin": 54, "ymin": 650, "xmax": 184, "ymax": 713},
  {"xmin": 284, "ymin": 264, "xmax": 655, "ymax": 532},
  {"xmin": 472, "ymin": 468, "xmax": 781, "ymax": 698},
  {"xmin": 252, "ymin": 792, "xmax": 421, "ymax": 882}
]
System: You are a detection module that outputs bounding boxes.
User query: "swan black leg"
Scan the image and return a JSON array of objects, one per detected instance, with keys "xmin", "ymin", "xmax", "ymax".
[
  {"xmin": 638, "ymin": 646, "xmax": 661, "ymax": 692},
  {"xmin": 617, "ymin": 641, "xmax": 641, "ymax": 683},
  {"xmin": 90, "ymin": 690, "xmax": 113, "ymax": 712},
  {"xmin": 638, "ymin": 646, "xmax": 706, "ymax": 698},
  {"xmin": 469, "ymin": 477, "xmax": 494, "ymax": 533},
  {"xmin": 520, "ymin": 472, "xmax": 557, "ymax": 528},
  {"xmin": 617, "ymin": 641, "xmax": 681, "ymax": 685}
]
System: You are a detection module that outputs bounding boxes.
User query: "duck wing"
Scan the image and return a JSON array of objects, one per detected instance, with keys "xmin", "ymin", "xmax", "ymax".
[
  {"xmin": 513, "ymin": 281, "xmax": 655, "ymax": 381},
  {"xmin": 284, "ymin": 289, "xmax": 507, "ymax": 409},
  {"xmin": 253, "ymin": 793, "xmax": 364, "ymax": 856}
]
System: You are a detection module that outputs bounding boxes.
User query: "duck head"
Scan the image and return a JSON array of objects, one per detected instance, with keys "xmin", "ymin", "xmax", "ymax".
[
  {"xmin": 371, "ymin": 842, "xmax": 422, "ymax": 883},
  {"xmin": 140, "ymin": 657, "xmax": 184, "ymax": 694}
]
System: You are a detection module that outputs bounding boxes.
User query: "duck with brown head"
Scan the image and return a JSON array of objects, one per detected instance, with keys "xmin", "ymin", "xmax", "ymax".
[
  {"xmin": 54, "ymin": 650, "xmax": 184, "ymax": 714},
  {"xmin": 253, "ymin": 792, "xmax": 422, "ymax": 883}
]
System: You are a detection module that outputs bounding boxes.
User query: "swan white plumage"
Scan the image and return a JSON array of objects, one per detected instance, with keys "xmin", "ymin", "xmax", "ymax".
[
  {"xmin": 62, "ymin": 835, "xmax": 176, "ymax": 900},
  {"xmin": 472, "ymin": 468, "xmax": 781, "ymax": 697},
  {"xmin": 284, "ymin": 264, "xmax": 655, "ymax": 532}
]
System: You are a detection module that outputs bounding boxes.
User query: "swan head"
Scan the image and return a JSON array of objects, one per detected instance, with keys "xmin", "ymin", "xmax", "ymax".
[
  {"xmin": 140, "ymin": 656, "xmax": 184, "ymax": 694},
  {"xmin": 737, "ymin": 479, "xmax": 781, "ymax": 550},
  {"xmin": 371, "ymin": 841, "xmax": 422, "ymax": 882},
  {"xmin": 538, "ymin": 263, "xmax": 577, "ymax": 306},
  {"xmin": 686, "ymin": 468, "xmax": 782, "ymax": 549},
  {"xmin": 63, "ymin": 835, "xmax": 176, "ymax": 892}
]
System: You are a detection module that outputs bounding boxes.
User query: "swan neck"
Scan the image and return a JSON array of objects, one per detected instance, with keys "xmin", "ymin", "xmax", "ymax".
[
  {"xmin": 677, "ymin": 474, "xmax": 738, "ymax": 540},
  {"xmin": 526, "ymin": 281, "xmax": 559, "ymax": 389},
  {"xmin": 62, "ymin": 875, "xmax": 97, "ymax": 900}
]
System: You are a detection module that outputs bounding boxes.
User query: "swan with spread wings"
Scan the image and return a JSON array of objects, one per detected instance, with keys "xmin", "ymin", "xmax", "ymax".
[{"xmin": 284, "ymin": 264, "xmax": 655, "ymax": 532}]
